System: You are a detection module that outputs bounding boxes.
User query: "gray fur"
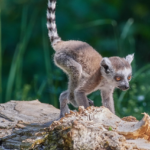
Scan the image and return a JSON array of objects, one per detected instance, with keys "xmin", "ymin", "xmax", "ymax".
[
  {"xmin": 47, "ymin": 0, "xmax": 134, "ymax": 118},
  {"xmin": 59, "ymin": 91, "xmax": 70, "ymax": 118},
  {"xmin": 101, "ymin": 87, "xmax": 115, "ymax": 114}
]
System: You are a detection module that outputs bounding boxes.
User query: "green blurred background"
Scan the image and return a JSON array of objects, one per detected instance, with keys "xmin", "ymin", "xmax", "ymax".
[{"xmin": 1, "ymin": 0, "xmax": 150, "ymax": 119}]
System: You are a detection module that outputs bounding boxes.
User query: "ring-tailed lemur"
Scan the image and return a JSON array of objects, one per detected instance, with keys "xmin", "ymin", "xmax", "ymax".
[{"xmin": 47, "ymin": 0, "xmax": 134, "ymax": 118}]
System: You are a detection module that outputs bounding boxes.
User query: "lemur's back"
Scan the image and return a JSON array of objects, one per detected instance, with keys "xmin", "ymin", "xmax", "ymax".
[{"xmin": 53, "ymin": 40, "xmax": 102, "ymax": 75}]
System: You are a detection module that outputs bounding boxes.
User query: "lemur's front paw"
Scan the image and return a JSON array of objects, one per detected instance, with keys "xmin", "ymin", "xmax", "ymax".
[{"xmin": 88, "ymin": 98, "xmax": 94, "ymax": 106}]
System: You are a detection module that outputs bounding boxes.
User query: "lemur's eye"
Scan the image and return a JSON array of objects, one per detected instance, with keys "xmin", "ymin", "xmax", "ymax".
[
  {"xmin": 115, "ymin": 76, "xmax": 121, "ymax": 81},
  {"xmin": 128, "ymin": 75, "xmax": 132, "ymax": 80}
]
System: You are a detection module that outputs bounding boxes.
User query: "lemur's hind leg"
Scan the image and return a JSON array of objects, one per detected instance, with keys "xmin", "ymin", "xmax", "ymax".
[
  {"xmin": 54, "ymin": 52, "xmax": 82, "ymax": 107},
  {"xmin": 59, "ymin": 91, "xmax": 70, "ymax": 118},
  {"xmin": 59, "ymin": 90, "xmax": 93, "ymax": 118},
  {"xmin": 74, "ymin": 90, "xmax": 89, "ymax": 108},
  {"xmin": 68, "ymin": 77, "xmax": 80, "ymax": 107}
]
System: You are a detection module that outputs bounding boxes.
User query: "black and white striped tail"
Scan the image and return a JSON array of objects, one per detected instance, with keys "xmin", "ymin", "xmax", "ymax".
[{"xmin": 47, "ymin": 0, "xmax": 61, "ymax": 46}]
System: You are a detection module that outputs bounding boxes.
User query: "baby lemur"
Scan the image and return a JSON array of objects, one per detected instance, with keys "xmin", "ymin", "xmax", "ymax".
[{"xmin": 47, "ymin": 0, "xmax": 134, "ymax": 117}]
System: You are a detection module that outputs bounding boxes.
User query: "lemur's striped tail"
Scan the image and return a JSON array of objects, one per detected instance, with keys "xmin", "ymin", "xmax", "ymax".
[{"xmin": 47, "ymin": 0, "xmax": 61, "ymax": 46}]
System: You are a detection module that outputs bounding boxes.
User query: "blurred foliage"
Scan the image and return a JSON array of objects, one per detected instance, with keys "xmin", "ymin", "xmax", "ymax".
[{"xmin": 1, "ymin": 0, "xmax": 150, "ymax": 119}]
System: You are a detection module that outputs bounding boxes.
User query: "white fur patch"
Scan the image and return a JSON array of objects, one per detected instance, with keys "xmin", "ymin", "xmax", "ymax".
[
  {"xmin": 48, "ymin": 31, "xmax": 58, "ymax": 37},
  {"xmin": 125, "ymin": 54, "xmax": 134, "ymax": 64},
  {"xmin": 116, "ymin": 68, "xmax": 131, "ymax": 77},
  {"xmin": 47, "ymin": 22, "xmax": 56, "ymax": 29},
  {"xmin": 47, "ymin": 12, "xmax": 50, "ymax": 19},
  {"xmin": 46, "ymin": 23, "xmax": 50, "ymax": 28},
  {"xmin": 53, "ymin": 31, "xmax": 58, "ymax": 37},
  {"xmin": 47, "ymin": 12, "xmax": 55, "ymax": 20},
  {"xmin": 50, "ymin": 13, "xmax": 55, "ymax": 19},
  {"xmin": 48, "ymin": 1, "xmax": 56, "ymax": 9}
]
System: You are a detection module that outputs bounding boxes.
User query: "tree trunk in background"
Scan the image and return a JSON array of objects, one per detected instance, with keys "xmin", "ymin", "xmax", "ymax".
[{"xmin": 0, "ymin": 100, "xmax": 150, "ymax": 150}]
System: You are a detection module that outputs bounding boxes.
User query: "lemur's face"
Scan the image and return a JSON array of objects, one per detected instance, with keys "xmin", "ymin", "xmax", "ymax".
[
  {"xmin": 100, "ymin": 54, "xmax": 134, "ymax": 91},
  {"xmin": 112, "ymin": 68, "xmax": 132, "ymax": 90}
]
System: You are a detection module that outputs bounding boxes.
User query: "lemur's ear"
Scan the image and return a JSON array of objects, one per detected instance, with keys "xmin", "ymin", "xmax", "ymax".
[
  {"xmin": 125, "ymin": 54, "xmax": 134, "ymax": 64},
  {"xmin": 101, "ymin": 57, "xmax": 112, "ymax": 74}
]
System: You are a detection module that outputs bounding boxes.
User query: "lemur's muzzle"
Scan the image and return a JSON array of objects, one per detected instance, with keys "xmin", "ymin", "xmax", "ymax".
[{"xmin": 118, "ymin": 85, "xmax": 129, "ymax": 91}]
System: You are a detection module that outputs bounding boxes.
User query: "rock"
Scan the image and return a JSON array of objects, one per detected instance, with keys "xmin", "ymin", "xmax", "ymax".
[
  {"xmin": 0, "ymin": 100, "xmax": 150, "ymax": 150},
  {"xmin": 33, "ymin": 106, "xmax": 150, "ymax": 150},
  {"xmin": 0, "ymin": 100, "xmax": 60, "ymax": 149}
]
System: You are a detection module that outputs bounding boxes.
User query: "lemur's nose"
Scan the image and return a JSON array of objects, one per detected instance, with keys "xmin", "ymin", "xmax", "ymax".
[
  {"xmin": 124, "ymin": 85, "xmax": 129, "ymax": 90},
  {"xmin": 118, "ymin": 85, "xmax": 129, "ymax": 91}
]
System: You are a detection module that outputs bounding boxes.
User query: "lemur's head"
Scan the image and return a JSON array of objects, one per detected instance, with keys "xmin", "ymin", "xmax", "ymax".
[{"xmin": 100, "ymin": 54, "xmax": 134, "ymax": 90}]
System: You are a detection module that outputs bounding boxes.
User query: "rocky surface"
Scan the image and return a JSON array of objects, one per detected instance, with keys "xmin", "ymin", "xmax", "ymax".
[
  {"xmin": 34, "ymin": 106, "xmax": 150, "ymax": 150},
  {"xmin": 0, "ymin": 100, "xmax": 150, "ymax": 150},
  {"xmin": 0, "ymin": 100, "xmax": 60, "ymax": 149}
]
